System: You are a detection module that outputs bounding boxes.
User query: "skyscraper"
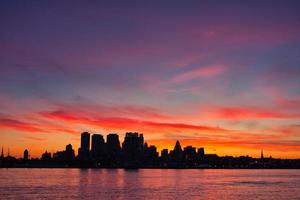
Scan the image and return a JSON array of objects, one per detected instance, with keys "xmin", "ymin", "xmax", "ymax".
[
  {"xmin": 171, "ymin": 141, "xmax": 183, "ymax": 163},
  {"xmin": 23, "ymin": 149, "xmax": 29, "ymax": 160},
  {"xmin": 78, "ymin": 132, "xmax": 90, "ymax": 160},
  {"xmin": 123, "ymin": 132, "xmax": 140, "ymax": 155},
  {"xmin": 106, "ymin": 133, "xmax": 121, "ymax": 165},
  {"xmin": 1, "ymin": 147, "xmax": 3, "ymax": 159},
  {"xmin": 197, "ymin": 147, "xmax": 205, "ymax": 161},
  {"xmin": 81, "ymin": 132, "xmax": 90, "ymax": 151},
  {"xmin": 122, "ymin": 132, "xmax": 143, "ymax": 167},
  {"xmin": 107, "ymin": 133, "xmax": 120, "ymax": 152},
  {"xmin": 91, "ymin": 134, "xmax": 105, "ymax": 159},
  {"xmin": 65, "ymin": 144, "xmax": 75, "ymax": 161}
]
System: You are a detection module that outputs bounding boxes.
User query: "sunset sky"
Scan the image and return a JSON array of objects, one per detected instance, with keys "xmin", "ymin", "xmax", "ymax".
[{"xmin": 1, "ymin": 1, "xmax": 300, "ymax": 158}]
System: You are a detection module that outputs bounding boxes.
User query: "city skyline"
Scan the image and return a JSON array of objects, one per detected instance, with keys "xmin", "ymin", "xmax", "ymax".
[
  {"xmin": 0, "ymin": 131, "xmax": 291, "ymax": 160},
  {"xmin": 2, "ymin": 131, "xmax": 299, "ymax": 169},
  {"xmin": 1, "ymin": 1, "xmax": 300, "ymax": 159}
]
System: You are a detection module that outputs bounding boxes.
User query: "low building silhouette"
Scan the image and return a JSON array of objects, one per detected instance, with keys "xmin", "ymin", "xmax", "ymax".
[{"xmin": 41, "ymin": 151, "xmax": 51, "ymax": 161}]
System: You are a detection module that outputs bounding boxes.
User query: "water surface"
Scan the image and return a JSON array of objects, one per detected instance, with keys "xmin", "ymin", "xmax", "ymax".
[{"xmin": 0, "ymin": 169, "xmax": 299, "ymax": 199}]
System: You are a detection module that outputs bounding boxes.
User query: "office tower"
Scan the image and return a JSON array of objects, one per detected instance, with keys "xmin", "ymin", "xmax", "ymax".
[
  {"xmin": 139, "ymin": 133, "xmax": 144, "ymax": 150},
  {"xmin": 78, "ymin": 132, "xmax": 90, "ymax": 160},
  {"xmin": 184, "ymin": 146, "xmax": 196, "ymax": 159},
  {"xmin": 41, "ymin": 151, "xmax": 51, "ymax": 161},
  {"xmin": 91, "ymin": 134, "xmax": 105, "ymax": 159},
  {"xmin": 81, "ymin": 132, "xmax": 90, "ymax": 151},
  {"xmin": 122, "ymin": 132, "xmax": 143, "ymax": 166},
  {"xmin": 107, "ymin": 133, "xmax": 120, "ymax": 152},
  {"xmin": 144, "ymin": 145, "xmax": 158, "ymax": 165},
  {"xmin": 171, "ymin": 140, "xmax": 183, "ymax": 162},
  {"xmin": 1, "ymin": 147, "xmax": 3, "ymax": 159},
  {"xmin": 65, "ymin": 144, "xmax": 75, "ymax": 161},
  {"xmin": 123, "ymin": 132, "xmax": 140, "ymax": 154},
  {"xmin": 183, "ymin": 146, "xmax": 197, "ymax": 167},
  {"xmin": 197, "ymin": 147, "xmax": 205, "ymax": 158},
  {"xmin": 106, "ymin": 133, "xmax": 121, "ymax": 165},
  {"xmin": 161, "ymin": 149, "xmax": 168, "ymax": 159},
  {"xmin": 23, "ymin": 149, "xmax": 29, "ymax": 160}
]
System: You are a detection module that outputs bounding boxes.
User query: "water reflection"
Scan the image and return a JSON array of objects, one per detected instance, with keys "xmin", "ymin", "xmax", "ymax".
[{"xmin": 0, "ymin": 169, "xmax": 300, "ymax": 199}]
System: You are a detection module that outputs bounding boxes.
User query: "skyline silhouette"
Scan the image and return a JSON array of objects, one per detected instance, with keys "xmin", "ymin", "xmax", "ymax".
[{"xmin": 1, "ymin": 131, "xmax": 300, "ymax": 169}]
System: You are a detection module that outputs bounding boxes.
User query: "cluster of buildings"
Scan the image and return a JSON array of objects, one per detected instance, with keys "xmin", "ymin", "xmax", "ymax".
[
  {"xmin": 42, "ymin": 132, "xmax": 206, "ymax": 168},
  {"xmin": 1, "ymin": 131, "xmax": 300, "ymax": 168}
]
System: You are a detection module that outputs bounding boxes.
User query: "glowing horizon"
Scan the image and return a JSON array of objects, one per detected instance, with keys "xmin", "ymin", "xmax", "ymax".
[{"xmin": 1, "ymin": 1, "xmax": 300, "ymax": 159}]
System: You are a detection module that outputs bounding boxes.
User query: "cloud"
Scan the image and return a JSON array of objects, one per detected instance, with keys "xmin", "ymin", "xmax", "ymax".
[
  {"xmin": 38, "ymin": 109, "xmax": 230, "ymax": 134},
  {"xmin": 0, "ymin": 115, "xmax": 79, "ymax": 136},
  {"xmin": 171, "ymin": 64, "xmax": 226, "ymax": 83},
  {"xmin": 208, "ymin": 106, "xmax": 300, "ymax": 120},
  {"xmin": 0, "ymin": 118, "xmax": 44, "ymax": 132},
  {"xmin": 24, "ymin": 136, "xmax": 45, "ymax": 141}
]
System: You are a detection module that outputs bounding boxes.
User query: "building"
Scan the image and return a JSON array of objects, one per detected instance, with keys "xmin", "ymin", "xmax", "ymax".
[
  {"xmin": 78, "ymin": 132, "xmax": 90, "ymax": 160},
  {"xmin": 65, "ymin": 144, "xmax": 75, "ymax": 161},
  {"xmin": 107, "ymin": 133, "xmax": 120, "ymax": 152},
  {"xmin": 23, "ymin": 149, "xmax": 29, "ymax": 160},
  {"xmin": 1, "ymin": 147, "xmax": 3, "ymax": 159},
  {"xmin": 41, "ymin": 151, "xmax": 51, "ymax": 161},
  {"xmin": 161, "ymin": 149, "xmax": 168, "ymax": 159},
  {"xmin": 183, "ymin": 146, "xmax": 197, "ymax": 167},
  {"xmin": 144, "ymin": 145, "xmax": 158, "ymax": 166},
  {"xmin": 171, "ymin": 141, "xmax": 183, "ymax": 162},
  {"xmin": 81, "ymin": 132, "xmax": 90, "ymax": 151},
  {"xmin": 197, "ymin": 148, "xmax": 205, "ymax": 158},
  {"xmin": 122, "ymin": 132, "xmax": 144, "ymax": 166},
  {"xmin": 106, "ymin": 133, "xmax": 121, "ymax": 165},
  {"xmin": 91, "ymin": 134, "xmax": 105, "ymax": 159}
]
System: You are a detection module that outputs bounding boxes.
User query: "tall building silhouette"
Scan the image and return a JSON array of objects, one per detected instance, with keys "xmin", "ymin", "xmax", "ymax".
[
  {"xmin": 78, "ymin": 132, "xmax": 90, "ymax": 160},
  {"xmin": 65, "ymin": 144, "xmax": 75, "ymax": 162},
  {"xmin": 170, "ymin": 141, "xmax": 183, "ymax": 163},
  {"xmin": 23, "ymin": 149, "xmax": 29, "ymax": 160},
  {"xmin": 122, "ymin": 132, "xmax": 143, "ymax": 167},
  {"xmin": 107, "ymin": 133, "xmax": 120, "ymax": 151},
  {"xmin": 81, "ymin": 132, "xmax": 90, "ymax": 151},
  {"xmin": 91, "ymin": 134, "xmax": 105, "ymax": 159},
  {"xmin": 106, "ymin": 133, "xmax": 121, "ymax": 166},
  {"xmin": 161, "ymin": 149, "xmax": 168, "ymax": 159},
  {"xmin": 1, "ymin": 147, "xmax": 3, "ymax": 159},
  {"xmin": 139, "ymin": 134, "xmax": 144, "ymax": 150},
  {"xmin": 184, "ymin": 146, "xmax": 196, "ymax": 167},
  {"xmin": 197, "ymin": 148, "xmax": 205, "ymax": 158}
]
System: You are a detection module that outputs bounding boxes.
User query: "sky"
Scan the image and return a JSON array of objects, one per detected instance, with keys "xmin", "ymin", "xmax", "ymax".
[{"xmin": 1, "ymin": 1, "xmax": 300, "ymax": 158}]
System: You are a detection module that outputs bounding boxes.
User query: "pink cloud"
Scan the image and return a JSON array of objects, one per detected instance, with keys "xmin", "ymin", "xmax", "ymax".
[
  {"xmin": 38, "ymin": 109, "xmax": 230, "ymax": 134},
  {"xmin": 171, "ymin": 64, "xmax": 226, "ymax": 83},
  {"xmin": 0, "ymin": 118, "xmax": 44, "ymax": 133},
  {"xmin": 209, "ymin": 106, "xmax": 300, "ymax": 120}
]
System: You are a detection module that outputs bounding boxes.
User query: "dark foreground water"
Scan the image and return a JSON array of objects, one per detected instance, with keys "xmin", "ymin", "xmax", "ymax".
[{"xmin": 0, "ymin": 169, "xmax": 299, "ymax": 200}]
